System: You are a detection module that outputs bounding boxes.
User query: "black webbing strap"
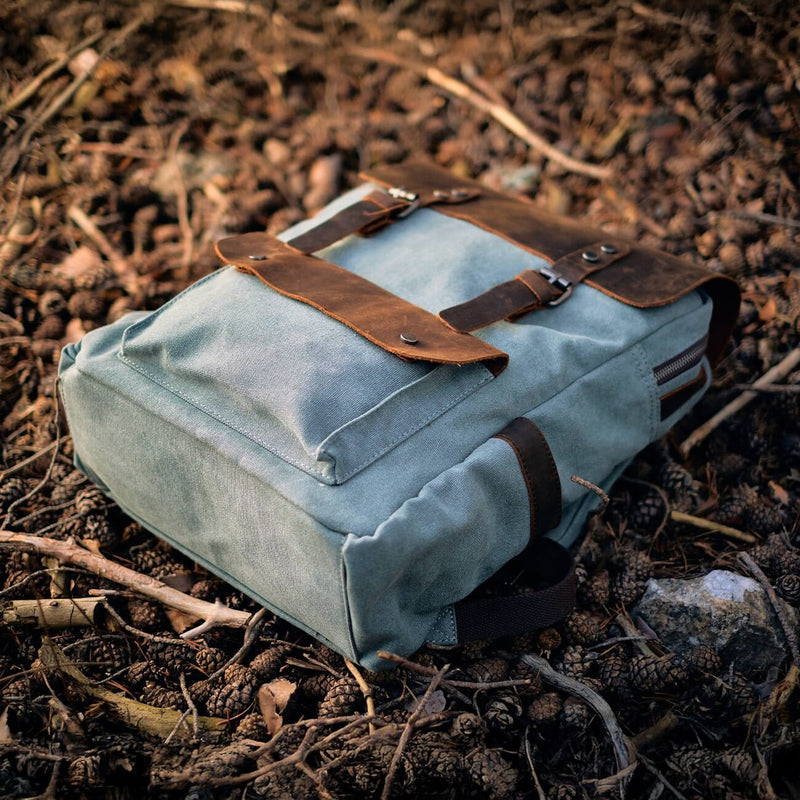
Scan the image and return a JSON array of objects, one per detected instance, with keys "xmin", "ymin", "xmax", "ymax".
[{"xmin": 454, "ymin": 538, "xmax": 576, "ymax": 642}]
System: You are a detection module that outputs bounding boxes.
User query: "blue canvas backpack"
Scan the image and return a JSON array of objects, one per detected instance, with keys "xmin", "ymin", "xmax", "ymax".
[{"xmin": 58, "ymin": 161, "xmax": 739, "ymax": 669}]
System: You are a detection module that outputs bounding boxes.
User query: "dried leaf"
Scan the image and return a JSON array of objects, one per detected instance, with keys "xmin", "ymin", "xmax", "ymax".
[
  {"xmin": 0, "ymin": 708, "xmax": 12, "ymax": 743},
  {"xmin": 165, "ymin": 607, "xmax": 201, "ymax": 634},
  {"xmin": 55, "ymin": 245, "xmax": 103, "ymax": 283},
  {"xmin": 759, "ymin": 296, "xmax": 777, "ymax": 322},
  {"xmin": 769, "ymin": 481, "xmax": 790, "ymax": 506},
  {"xmin": 405, "ymin": 688, "xmax": 446, "ymax": 715},
  {"xmin": 257, "ymin": 684, "xmax": 281, "ymax": 736},
  {"xmin": 267, "ymin": 678, "xmax": 297, "ymax": 713}
]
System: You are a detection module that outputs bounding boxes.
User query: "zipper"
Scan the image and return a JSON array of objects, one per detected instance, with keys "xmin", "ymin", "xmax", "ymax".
[{"xmin": 653, "ymin": 334, "xmax": 708, "ymax": 386}]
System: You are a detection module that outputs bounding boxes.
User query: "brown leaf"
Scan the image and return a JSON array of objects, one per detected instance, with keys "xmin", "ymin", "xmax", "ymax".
[
  {"xmin": 165, "ymin": 607, "xmax": 201, "ymax": 634},
  {"xmin": 759, "ymin": 296, "xmax": 777, "ymax": 322},
  {"xmin": 0, "ymin": 708, "xmax": 12, "ymax": 743},
  {"xmin": 769, "ymin": 481, "xmax": 790, "ymax": 506},
  {"xmin": 257, "ymin": 679, "xmax": 297, "ymax": 736}
]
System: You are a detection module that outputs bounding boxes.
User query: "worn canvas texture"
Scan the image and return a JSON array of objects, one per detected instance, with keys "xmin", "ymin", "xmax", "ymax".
[{"xmin": 59, "ymin": 179, "xmax": 723, "ymax": 669}]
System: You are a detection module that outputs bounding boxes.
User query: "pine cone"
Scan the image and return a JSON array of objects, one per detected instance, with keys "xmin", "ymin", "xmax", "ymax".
[
  {"xmin": 484, "ymin": 693, "xmax": 522, "ymax": 733},
  {"xmin": 668, "ymin": 745, "xmax": 716, "ymax": 778},
  {"xmin": 83, "ymin": 514, "xmax": 119, "ymax": 549},
  {"xmin": 579, "ymin": 569, "xmax": 610, "ymax": 610},
  {"xmin": 527, "ymin": 692, "xmax": 562, "ymax": 727},
  {"xmin": 466, "ymin": 748, "xmax": 519, "ymax": 800},
  {"xmin": 0, "ymin": 477, "xmax": 26, "ymax": 510},
  {"xmin": 467, "ymin": 657, "xmax": 509, "ymax": 683},
  {"xmin": 126, "ymin": 661, "xmax": 160, "ymax": 691},
  {"xmin": 450, "ymin": 712, "xmax": 486, "ymax": 747},
  {"xmin": 318, "ymin": 676, "xmax": 362, "ymax": 717},
  {"xmin": 195, "ymin": 648, "xmax": 228, "ymax": 675},
  {"xmin": 146, "ymin": 639, "xmax": 195, "ymax": 673},
  {"xmin": 188, "ymin": 678, "xmax": 214, "ymax": 711},
  {"xmin": 141, "ymin": 681, "xmax": 182, "ymax": 709},
  {"xmin": 612, "ymin": 550, "xmax": 652, "ymax": 606},
  {"xmin": 628, "ymin": 490, "xmax": 666, "ymax": 533},
  {"xmin": 206, "ymin": 679, "xmax": 257, "ymax": 718},
  {"xmin": 68, "ymin": 754, "xmax": 103, "ymax": 790},
  {"xmin": 300, "ymin": 672, "xmax": 335, "ymax": 702},
  {"xmin": 719, "ymin": 748, "xmax": 758, "ymax": 782},
  {"xmin": 74, "ymin": 486, "xmax": 107, "ymax": 516},
  {"xmin": 33, "ymin": 314, "xmax": 65, "ymax": 341},
  {"xmin": 127, "ymin": 598, "xmax": 164, "ymax": 630},
  {"xmin": 745, "ymin": 502, "xmax": 783, "ymax": 535},
  {"xmin": 405, "ymin": 732, "xmax": 461, "ymax": 789},
  {"xmin": 509, "ymin": 657, "xmax": 543, "ymax": 695},
  {"xmin": 776, "ymin": 573, "xmax": 800, "ymax": 605},
  {"xmin": 67, "ymin": 290, "xmax": 105, "ymax": 320},
  {"xmin": 189, "ymin": 578, "xmax": 228, "ymax": 600},
  {"xmin": 678, "ymin": 644, "xmax": 723, "ymax": 677},
  {"xmin": 249, "ymin": 645, "xmax": 291, "ymax": 682},
  {"xmin": 561, "ymin": 696, "xmax": 592, "ymax": 732},
  {"xmin": 537, "ymin": 627, "xmax": 562, "ymax": 656},
  {"xmin": 557, "ymin": 645, "xmax": 594, "ymax": 678},
  {"xmin": 564, "ymin": 611, "xmax": 603, "ymax": 646},
  {"xmin": 235, "ymin": 712, "xmax": 269, "ymax": 740},
  {"xmin": 629, "ymin": 653, "xmax": 688, "ymax": 693}
]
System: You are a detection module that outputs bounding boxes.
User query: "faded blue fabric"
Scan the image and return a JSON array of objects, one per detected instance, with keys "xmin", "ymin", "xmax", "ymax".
[{"xmin": 59, "ymin": 183, "xmax": 715, "ymax": 669}]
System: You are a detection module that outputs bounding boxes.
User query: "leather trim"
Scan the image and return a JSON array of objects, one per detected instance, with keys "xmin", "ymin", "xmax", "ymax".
[
  {"xmin": 660, "ymin": 366, "xmax": 708, "ymax": 419},
  {"xmin": 439, "ymin": 240, "xmax": 630, "ymax": 332},
  {"xmin": 494, "ymin": 417, "xmax": 562, "ymax": 540},
  {"xmin": 215, "ymin": 232, "xmax": 509, "ymax": 376},
  {"xmin": 362, "ymin": 160, "xmax": 740, "ymax": 365},
  {"xmin": 453, "ymin": 538, "xmax": 575, "ymax": 642}
]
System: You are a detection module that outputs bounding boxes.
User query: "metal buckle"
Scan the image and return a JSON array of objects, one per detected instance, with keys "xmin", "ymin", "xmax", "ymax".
[
  {"xmin": 539, "ymin": 267, "xmax": 573, "ymax": 306},
  {"xmin": 387, "ymin": 186, "xmax": 420, "ymax": 218}
]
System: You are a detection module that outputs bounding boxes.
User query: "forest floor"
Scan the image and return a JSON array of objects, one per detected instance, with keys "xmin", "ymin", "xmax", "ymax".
[{"xmin": 1, "ymin": 1, "xmax": 799, "ymax": 798}]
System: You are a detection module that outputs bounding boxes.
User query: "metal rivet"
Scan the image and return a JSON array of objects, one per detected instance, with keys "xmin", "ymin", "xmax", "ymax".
[
  {"xmin": 433, "ymin": 190, "xmax": 449, "ymax": 199},
  {"xmin": 248, "ymin": 254, "xmax": 268, "ymax": 261},
  {"xmin": 581, "ymin": 250, "xmax": 599, "ymax": 263},
  {"xmin": 400, "ymin": 332, "xmax": 418, "ymax": 344},
  {"xmin": 450, "ymin": 188, "xmax": 469, "ymax": 198},
  {"xmin": 600, "ymin": 243, "xmax": 618, "ymax": 255}
]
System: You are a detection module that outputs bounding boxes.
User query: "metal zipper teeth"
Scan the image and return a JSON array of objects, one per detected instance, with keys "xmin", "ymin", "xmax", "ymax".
[{"xmin": 653, "ymin": 335, "xmax": 709, "ymax": 386}]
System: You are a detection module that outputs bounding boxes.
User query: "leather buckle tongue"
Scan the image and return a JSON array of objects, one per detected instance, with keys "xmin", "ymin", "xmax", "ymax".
[{"xmin": 387, "ymin": 187, "xmax": 420, "ymax": 218}]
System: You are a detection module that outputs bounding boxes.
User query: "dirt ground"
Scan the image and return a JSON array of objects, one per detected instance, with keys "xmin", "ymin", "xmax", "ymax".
[{"xmin": 1, "ymin": 1, "xmax": 799, "ymax": 798}]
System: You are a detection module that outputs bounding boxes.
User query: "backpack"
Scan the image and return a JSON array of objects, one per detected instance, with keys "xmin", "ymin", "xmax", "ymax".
[{"xmin": 58, "ymin": 160, "xmax": 740, "ymax": 669}]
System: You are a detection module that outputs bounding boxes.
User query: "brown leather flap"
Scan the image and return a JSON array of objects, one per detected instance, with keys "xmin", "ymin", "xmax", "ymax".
[
  {"xmin": 363, "ymin": 161, "xmax": 740, "ymax": 365},
  {"xmin": 215, "ymin": 232, "xmax": 509, "ymax": 376}
]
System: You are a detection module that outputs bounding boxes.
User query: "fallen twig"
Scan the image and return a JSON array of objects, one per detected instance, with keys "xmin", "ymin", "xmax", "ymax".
[
  {"xmin": 381, "ymin": 664, "xmax": 448, "ymax": 800},
  {"xmin": 670, "ymin": 510, "xmax": 757, "ymax": 544},
  {"xmin": 680, "ymin": 347, "xmax": 800, "ymax": 456},
  {"xmin": 704, "ymin": 209, "xmax": 800, "ymax": 230},
  {"xmin": 39, "ymin": 641, "xmax": 226, "ymax": 738},
  {"xmin": 2, "ymin": 597, "xmax": 103, "ymax": 629},
  {"xmin": 737, "ymin": 552, "xmax": 800, "ymax": 666},
  {"xmin": 524, "ymin": 730, "xmax": 548, "ymax": 800},
  {"xmin": 0, "ymin": 531, "xmax": 251, "ymax": 631},
  {"xmin": 348, "ymin": 47, "xmax": 612, "ymax": 181},
  {"xmin": 344, "ymin": 658, "xmax": 377, "ymax": 735},
  {"xmin": 521, "ymin": 652, "xmax": 634, "ymax": 791},
  {"xmin": 207, "ymin": 606, "xmax": 271, "ymax": 681}
]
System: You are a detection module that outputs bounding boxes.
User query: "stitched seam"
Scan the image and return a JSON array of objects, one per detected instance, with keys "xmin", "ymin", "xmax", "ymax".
[{"xmin": 494, "ymin": 431, "xmax": 536, "ymax": 540}]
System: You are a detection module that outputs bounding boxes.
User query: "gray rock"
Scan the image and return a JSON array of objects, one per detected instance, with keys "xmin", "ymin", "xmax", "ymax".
[{"xmin": 634, "ymin": 570, "xmax": 798, "ymax": 673}]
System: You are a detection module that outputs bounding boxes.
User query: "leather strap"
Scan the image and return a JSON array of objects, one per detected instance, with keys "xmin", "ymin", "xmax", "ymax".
[
  {"xmin": 494, "ymin": 417, "xmax": 561, "ymax": 540},
  {"xmin": 215, "ymin": 232, "xmax": 509, "ymax": 376},
  {"xmin": 454, "ymin": 538, "xmax": 575, "ymax": 642},
  {"xmin": 287, "ymin": 185, "xmax": 481, "ymax": 255},
  {"xmin": 439, "ymin": 240, "xmax": 630, "ymax": 332},
  {"xmin": 362, "ymin": 161, "xmax": 740, "ymax": 365}
]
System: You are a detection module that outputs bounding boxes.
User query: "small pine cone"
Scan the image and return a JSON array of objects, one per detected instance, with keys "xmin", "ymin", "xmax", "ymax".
[
  {"xmin": 309, "ymin": 642, "xmax": 345, "ymax": 671},
  {"xmin": 68, "ymin": 754, "xmax": 102, "ymax": 791},
  {"xmin": 694, "ymin": 74, "xmax": 718, "ymax": 114},
  {"xmin": 658, "ymin": 461, "xmax": 694, "ymax": 497},
  {"xmin": 668, "ymin": 745, "xmax": 716, "ymax": 778},
  {"xmin": 726, "ymin": 671, "xmax": 758, "ymax": 714},
  {"xmin": 195, "ymin": 648, "xmax": 228, "ymax": 675},
  {"xmin": 89, "ymin": 638, "xmax": 129, "ymax": 672},
  {"xmin": 507, "ymin": 630, "xmax": 538, "ymax": 655},
  {"xmin": 509, "ymin": 657, "xmax": 543, "ymax": 695},
  {"xmin": 141, "ymin": 681, "xmax": 183, "ymax": 709},
  {"xmin": 484, "ymin": 693, "xmax": 522, "ymax": 732},
  {"xmin": 146, "ymin": 639, "xmax": 195, "ymax": 673},
  {"xmin": 678, "ymin": 644, "xmax": 723, "ymax": 677},
  {"xmin": 457, "ymin": 638, "xmax": 488, "ymax": 661},
  {"xmin": 49, "ymin": 480, "xmax": 77, "ymax": 507},
  {"xmin": 188, "ymin": 678, "xmax": 214, "ymax": 710},
  {"xmin": 579, "ymin": 569, "xmax": 610, "ymax": 609},
  {"xmin": 318, "ymin": 676, "xmax": 362, "ymax": 717},
  {"xmin": 717, "ymin": 242, "xmax": 746, "ymax": 276},
  {"xmin": 561, "ymin": 696, "xmax": 592, "ymax": 732},
  {"xmin": 75, "ymin": 486, "xmax": 107, "ymax": 516},
  {"xmin": 629, "ymin": 653, "xmax": 687, "ymax": 693},
  {"xmin": 235, "ymin": 712, "xmax": 269, "ymax": 740},
  {"xmin": 224, "ymin": 663, "xmax": 259, "ymax": 689},
  {"xmin": 467, "ymin": 657, "xmax": 509, "ymax": 683},
  {"xmin": 537, "ymin": 627, "xmax": 562, "ymax": 656},
  {"xmin": 67, "ymin": 290, "xmax": 105, "ymax": 321},
  {"xmin": 719, "ymin": 748, "xmax": 758, "ymax": 783},
  {"xmin": 466, "ymin": 748, "xmax": 519, "ymax": 800},
  {"xmin": 206, "ymin": 680, "xmax": 257, "ymax": 718},
  {"xmin": 715, "ymin": 490, "xmax": 754, "ymax": 528},
  {"xmin": 33, "ymin": 314, "xmax": 65, "ymax": 340},
  {"xmin": 745, "ymin": 502, "xmax": 782, "ymax": 535},
  {"xmin": 74, "ymin": 262, "xmax": 117, "ymax": 291},
  {"xmin": 776, "ymin": 574, "xmax": 800, "ymax": 605},
  {"xmin": 612, "ymin": 550, "xmax": 652, "ymax": 606},
  {"xmin": 628, "ymin": 490, "xmax": 667, "ymax": 533},
  {"xmin": 127, "ymin": 598, "xmax": 164, "ymax": 630},
  {"xmin": 300, "ymin": 672, "xmax": 335, "ymax": 701},
  {"xmin": 450, "ymin": 712, "xmax": 486, "ymax": 747},
  {"xmin": 83, "ymin": 514, "xmax": 119, "ymax": 549},
  {"xmin": 557, "ymin": 645, "xmax": 594, "ymax": 678},
  {"xmin": 666, "ymin": 209, "xmax": 695, "ymax": 239},
  {"xmin": 249, "ymin": 645, "xmax": 291, "ymax": 682},
  {"xmin": 405, "ymin": 732, "xmax": 461, "ymax": 788},
  {"xmin": 564, "ymin": 611, "xmax": 603, "ymax": 646},
  {"xmin": 30, "ymin": 338, "xmax": 60, "ymax": 363},
  {"xmin": 0, "ymin": 477, "xmax": 26, "ymax": 510},
  {"xmin": 527, "ymin": 692, "xmax": 562, "ymax": 727},
  {"xmin": 126, "ymin": 661, "xmax": 160, "ymax": 691},
  {"xmin": 190, "ymin": 578, "xmax": 227, "ymax": 600}
]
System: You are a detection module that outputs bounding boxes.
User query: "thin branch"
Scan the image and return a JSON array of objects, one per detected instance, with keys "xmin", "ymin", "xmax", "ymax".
[
  {"xmin": 0, "ymin": 531, "xmax": 252, "ymax": 631},
  {"xmin": 348, "ymin": 47, "xmax": 612, "ymax": 181},
  {"xmin": 670, "ymin": 510, "xmax": 757, "ymax": 544},
  {"xmin": 524, "ymin": 730, "xmax": 548, "ymax": 800},
  {"xmin": 381, "ymin": 664, "xmax": 448, "ymax": 800},
  {"xmin": 521, "ymin": 652, "xmax": 633, "ymax": 784},
  {"xmin": 206, "ymin": 607, "xmax": 271, "ymax": 682},
  {"xmin": 704, "ymin": 209, "xmax": 800, "ymax": 230},
  {"xmin": 571, "ymin": 474, "xmax": 610, "ymax": 515},
  {"xmin": 344, "ymin": 658, "xmax": 376, "ymax": 734},
  {"xmin": 680, "ymin": 347, "xmax": 800, "ymax": 456}
]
